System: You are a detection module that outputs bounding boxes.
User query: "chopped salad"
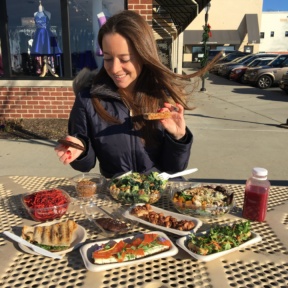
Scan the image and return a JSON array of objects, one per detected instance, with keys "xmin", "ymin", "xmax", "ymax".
[
  {"xmin": 109, "ymin": 172, "xmax": 168, "ymax": 204},
  {"xmin": 187, "ymin": 221, "xmax": 252, "ymax": 255},
  {"xmin": 171, "ymin": 185, "xmax": 234, "ymax": 217},
  {"xmin": 172, "ymin": 185, "xmax": 233, "ymax": 208}
]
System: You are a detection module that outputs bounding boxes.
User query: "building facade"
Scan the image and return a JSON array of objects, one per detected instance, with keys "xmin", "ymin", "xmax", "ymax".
[
  {"xmin": 259, "ymin": 12, "xmax": 288, "ymax": 52},
  {"xmin": 183, "ymin": 0, "xmax": 263, "ymax": 66}
]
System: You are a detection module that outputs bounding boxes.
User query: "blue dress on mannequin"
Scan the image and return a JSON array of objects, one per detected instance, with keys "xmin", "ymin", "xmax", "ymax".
[{"xmin": 31, "ymin": 11, "xmax": 62, "ymax": 55}]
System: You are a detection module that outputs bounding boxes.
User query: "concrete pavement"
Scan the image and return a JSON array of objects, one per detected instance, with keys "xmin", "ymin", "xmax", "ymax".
[{"xmin": 1, "ymin": 70, "xmax": 288, "ymax": 186}]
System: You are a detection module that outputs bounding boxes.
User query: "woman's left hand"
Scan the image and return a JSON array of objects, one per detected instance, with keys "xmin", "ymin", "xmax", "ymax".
[{"xmin": 159, "ymin": 102, "xmax": 186, "ymax": 140}]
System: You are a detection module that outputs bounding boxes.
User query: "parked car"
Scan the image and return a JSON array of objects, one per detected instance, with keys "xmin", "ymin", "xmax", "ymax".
[
  {"xmin": 279, "ymin": 71, "xmax": 288, "ymax": 94},
  {"xmin": 243, "ymin": 54, "xmax": 288, "ymax": 89},
  {"xmin": 217, "ymin": 53, "xmax": 278, "ymax": 78},
  {"xmin": 229, "ymin": 56, "xmax": 277, "ymax": 83},
  {"xmin": 210, "ymin": 51, "xmax": 250, "ymax": 73}
]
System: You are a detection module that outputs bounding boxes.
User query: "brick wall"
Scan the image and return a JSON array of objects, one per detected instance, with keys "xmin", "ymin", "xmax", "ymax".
[
  {"xmin": 128, "ymin": 0, "xmax": 153, "ymax": 25},
  {"xmin": 0, "ymin": 1, "xmax": 153, "ymax": 120},
  {"xmin": 0, "ymin": 86, "xmax": 74, "ymax": 119}
]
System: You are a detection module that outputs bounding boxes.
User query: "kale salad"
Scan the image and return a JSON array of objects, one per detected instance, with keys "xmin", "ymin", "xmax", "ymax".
[{"xmin": 109, "ymin": 172, "xmax": 168, "ymax": 204}]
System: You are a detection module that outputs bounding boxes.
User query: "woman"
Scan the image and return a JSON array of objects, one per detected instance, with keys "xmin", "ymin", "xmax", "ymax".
[{"xmin": 55, "ymin": 10, "xmax": 210, "ymax": 178}]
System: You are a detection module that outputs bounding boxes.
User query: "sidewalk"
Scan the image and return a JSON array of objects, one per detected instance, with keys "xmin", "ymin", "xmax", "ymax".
[{"xmin": 1, "ymin": 71, "xmax": 287, "ymax": 185}]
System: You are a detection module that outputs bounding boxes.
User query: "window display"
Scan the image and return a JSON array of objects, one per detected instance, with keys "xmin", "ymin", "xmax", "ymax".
[
  {"xmin": 30, "ymin": 1, "xmax": 62, "ymax": 77},
  {"xmin": 3, "ymin": 0, "xmax": 125, "ymax": 78},
  {"xmin": 69, "ymin": 0, "xmax": 124, "ymax": 75},
  {"xmin": 6, "ymin": 0, "xmax": 62, "ymax": 77}
]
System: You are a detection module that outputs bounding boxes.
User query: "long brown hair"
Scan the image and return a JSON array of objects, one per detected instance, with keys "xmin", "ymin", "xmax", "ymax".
[{"xmin": 91, "ymin": 10, "xmax": 217, "ymax": 144}]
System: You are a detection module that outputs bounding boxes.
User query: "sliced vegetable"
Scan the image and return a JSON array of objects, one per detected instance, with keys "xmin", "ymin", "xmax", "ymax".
[{"xmin": 92, "ymin": 233, "xmax": 171, "ymax": 263}]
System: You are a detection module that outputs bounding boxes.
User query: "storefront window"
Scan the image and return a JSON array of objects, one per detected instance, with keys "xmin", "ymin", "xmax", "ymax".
[
  {"xmin": 192, "ymin": 46, "xmax": 211, "ymax": 63},
  {"xmin": 4, "ymin": 0, "xmax": 125, "ymax": 79},
  {"xmin": 69, "ymin": 0, "xmax": 125, "ymax": 75},
  {"xmin": 6, "ymin": 0, "xmax": 63, "ymax": 77}
]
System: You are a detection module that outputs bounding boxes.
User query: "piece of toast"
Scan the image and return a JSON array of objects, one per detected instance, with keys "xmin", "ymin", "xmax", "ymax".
[
  {"xmin": 22, "ymin": 220, "xmax": 77, "ymax": 247},
  {"xmin": 143, "ymin": 111, "xmax": 172, "ymax": 120}
]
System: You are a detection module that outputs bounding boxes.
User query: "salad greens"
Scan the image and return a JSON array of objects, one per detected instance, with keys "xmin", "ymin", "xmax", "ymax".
[
  {"xmin": 187, "ymin": 221, "xmax": 252, "ymax": 255},
  {"xmin": 109, "ymin": 172, "xmax": 168, "ymax": 204},
  {"xmin": 32, "ymin": 242, "xmax": 68, "ymax": 252}
]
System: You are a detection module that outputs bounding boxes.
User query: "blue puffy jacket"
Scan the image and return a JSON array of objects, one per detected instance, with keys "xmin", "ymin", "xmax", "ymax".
[{"xmin": 68, "ymin": 77, "xmax": 193, "ymax": 178}]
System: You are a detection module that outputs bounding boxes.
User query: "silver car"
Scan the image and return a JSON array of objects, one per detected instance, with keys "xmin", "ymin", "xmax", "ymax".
[
  {"xmin": 217, "ymin": 53, "xmax": 277, "ymax": 78},
  {"xmin": 279, "ymin": 70, "xmax": 288, "ymax": 94},
  {"xmin": 243, "ymin": 54, "xmax": 288, "ymax": 89}
]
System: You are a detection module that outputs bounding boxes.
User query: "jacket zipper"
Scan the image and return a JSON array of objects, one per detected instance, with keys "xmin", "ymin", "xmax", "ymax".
[{"xmin": 121, "ymin": 98, "xmax": 137, "ymax": 171}]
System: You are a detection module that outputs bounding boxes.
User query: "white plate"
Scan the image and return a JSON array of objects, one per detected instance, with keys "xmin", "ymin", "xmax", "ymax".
[
  {"xmin": 123, "ymin": 203, "xmax": 202, "ymax": 236},
  {"xmin": 19, "ymin": 220, "xmax": 87, "ymax": 255},
  {"xmin": 176, "ymin": 230, "xmax": 262, "ymax": 262},
  {"xmin": 80, "ymin": 231, "xmax": 178, "ymax": 272}
]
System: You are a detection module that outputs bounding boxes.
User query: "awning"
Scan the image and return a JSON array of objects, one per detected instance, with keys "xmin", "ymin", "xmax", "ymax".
[
  {"xmin": 246, "ymin": 14, "xmax": 260, "ymax": 44},
  {"xmin": 183, "ymin": 30, "xmax": 242, "ymax": 45},
  {"xmin": 153, "ymin": 0, "xmax": 211, "ymax": 38}
]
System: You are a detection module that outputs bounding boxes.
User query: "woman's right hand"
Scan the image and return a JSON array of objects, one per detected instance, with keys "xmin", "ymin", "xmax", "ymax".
[{"xmin": 54, "ymin": 136, "xmax": 84, "ymax": 165}]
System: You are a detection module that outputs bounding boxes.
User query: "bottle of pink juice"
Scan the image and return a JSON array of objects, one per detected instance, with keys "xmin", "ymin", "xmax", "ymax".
[{"xmin": 242, "ymin": 167, "xmax": 270, "ymax": 222}]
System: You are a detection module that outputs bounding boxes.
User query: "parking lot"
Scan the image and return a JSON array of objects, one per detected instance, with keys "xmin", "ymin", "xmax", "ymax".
[
  {"xmin": 183, "ymin": 66, "xmax": 288, "ymax": 186},
  {"xmin": 209, "ymin": 52, "xmax": 288, "ymax": 93}
]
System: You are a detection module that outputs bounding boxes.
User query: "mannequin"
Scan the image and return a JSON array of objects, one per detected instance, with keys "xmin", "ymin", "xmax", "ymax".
[
  {"xmin": 35, "ymin": 1, "xmax": 51, "ymax": 20},
  {"xmin": 31, "ymin": 1, "xmax": 61, "ymax": 77},
  {"xmin": 31, "ymin": 1, "xmax": 59, "ymax": 55}
]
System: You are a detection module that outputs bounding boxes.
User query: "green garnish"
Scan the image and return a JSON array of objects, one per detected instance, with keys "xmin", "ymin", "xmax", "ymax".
[
  {"xmin": 187, "ymin": 221, "xmax": 252, "ymax": 255},
  {"xmin": 33, "ymin": 243, "xmax": 68, "ymax": 252}
]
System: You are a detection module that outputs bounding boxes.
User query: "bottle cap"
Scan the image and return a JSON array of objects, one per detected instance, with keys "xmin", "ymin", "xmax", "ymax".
[{"xmin": 252, "ymin": 167, "xmax": 268, "ymax": 178}]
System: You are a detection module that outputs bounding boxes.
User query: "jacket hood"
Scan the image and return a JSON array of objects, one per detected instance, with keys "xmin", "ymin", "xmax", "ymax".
[{"xmin": 73, "ymin": 68, "xmax": 120, "ymax": 100}]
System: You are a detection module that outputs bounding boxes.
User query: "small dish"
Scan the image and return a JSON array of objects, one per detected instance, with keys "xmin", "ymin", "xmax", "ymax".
[
  {"xmin": 70, "ymin": 173, "xmax": 106, "ymax": 199},
  {"xmin": 84, "ymin": 202, "xmax": 137, "ymax": 237},
  {"xmin": 18, "ymin": 220, "xmax": 87, "ymax": 255},
  {"xmin": 21, "ymin": 188, "xmax": 71, "ymax": 222},
  {"xmin": 123, "ymin": 203, "xmax": 202, "ymax": 236},
  {"xmin": 80, "ymin": 231, "xmax": 178, "ymax": 272}
]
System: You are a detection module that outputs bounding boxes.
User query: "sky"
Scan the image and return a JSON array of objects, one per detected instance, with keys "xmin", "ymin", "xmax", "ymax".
[{"xmin": 262, "ymin": 0, "xmax": 288, "ymax": 11}]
